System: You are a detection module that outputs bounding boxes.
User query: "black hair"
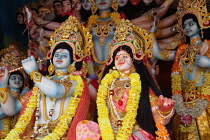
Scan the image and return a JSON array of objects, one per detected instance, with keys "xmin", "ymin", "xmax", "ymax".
[
  {"xmin": 53, "ymin": 0, "xmax": 62, "ymax": 6},
  {"xmin": 8, "ymin": 71, "xmax": 24, "ymax": 92},
  {"xmin": 49, "ymin": 42, "xmax": 82, "ymax": 74},
  {"xmin": 102, "ymin": 45, "xmax": 162, "ymax": 136},
  {"xmin": 182, "ymin": 13, "xmax": 210, "ymax": 43}
]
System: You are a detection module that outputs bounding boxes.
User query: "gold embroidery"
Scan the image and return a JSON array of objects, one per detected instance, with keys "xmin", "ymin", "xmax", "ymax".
[
  {"xmin": 159, "ymin": 50, "xmax": 171, "ymax": 60},
  {"xmin": 0, "ymin": 87, "xmax": 9, "ymax": 104},
  {"xmin": 30, "ymin": 70, "xmax": 42, "ymax": 82}
]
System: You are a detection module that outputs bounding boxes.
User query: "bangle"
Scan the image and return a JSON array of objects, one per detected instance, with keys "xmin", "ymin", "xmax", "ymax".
[
  {"xmin": 0, "ymin": 86, "xmax": 9, "ymax": 104},
  {"xmin": 157, "ymin": 108, "xmax": 175, "ymax": 119},
  {"xmin": 30, "ymin": 70, "xmax": 42, "ymax": 82}
]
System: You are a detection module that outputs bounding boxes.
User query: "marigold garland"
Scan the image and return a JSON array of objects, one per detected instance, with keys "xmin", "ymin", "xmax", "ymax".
[
  {"xmin": 3, "ymin": 85, "xmax": 39, "ymax": 140},
  {"xmin": 97, "ymin": 70, "xmax": 141, "ymax": 139},
  {"xmin": 43, "ymin": 74, "xmax": 83, "ymax": 140},
  {"xmin": 171, "ymin": 43, "xmax": 210, "ymax": 131},
  {"xmin": 4, "ymin": 74, "xmax": 83, "ymax": 140}
]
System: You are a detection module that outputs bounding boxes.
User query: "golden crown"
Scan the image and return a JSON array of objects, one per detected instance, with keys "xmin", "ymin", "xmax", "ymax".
[
  {"xmin": 47, "ymin": 16, "xmax": 93, "ymax": 62},
  {"xmin": 107, "ymin": 19, "xmax": 153, "ymax": 65},
  {"xmin": 177, "ymin": 0, "xmax": 210, "ymax": 29}
]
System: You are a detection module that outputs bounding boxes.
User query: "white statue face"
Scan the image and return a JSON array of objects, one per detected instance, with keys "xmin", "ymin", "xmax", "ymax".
[
  {"xmin": 53, "ymin": 49, "xmax": 71, "ymax": 70},
  {"xmin": 183, "ymin": 18, "xmax": 200, "ymax": 38},
  {"xmin": 143, "ymin": 0, "xmax": 153, "ymax": 5},
  {"xmin": 62, "ymin": 0, "xmax": 72, "ymax": 13},
  {"xmin": 82, "ymin": 0, "xmax": 92, "ymax": 11},
  {"xmin": 95, "ymin": 0, "xmax": 113, "ymax": 11},
  {"xmin": 118, "ymin": 0, "xmax": 128, "ymax": 7},
  {"xmin": 115, "ymin": 50, "xmax": 133, "ymax": 73},
  {"xmin": 9, "ymin": 74, "xmax": 23, "ymax": 89}
]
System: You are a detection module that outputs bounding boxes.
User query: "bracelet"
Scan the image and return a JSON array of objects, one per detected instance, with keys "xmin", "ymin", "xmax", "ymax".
[
  {"xmin": 157, "ymin": 108, "xmax": 175, "ymax": 119},
  {"xmin": 0, "ymin": 86, "xmax": 9, "ymax": 104},
  {"xmin": 30, "ymin": 70, "xmax": 42, "ymax": 82}
]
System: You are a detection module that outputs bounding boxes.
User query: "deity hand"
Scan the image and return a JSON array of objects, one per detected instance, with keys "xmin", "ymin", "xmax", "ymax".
[
  {"xmin": 156, "ymin": 95, "xmax": 175, "ymax": 113},
  {"xmin": 0, "ymin": 67, "xmax": 9, "ymax": 88},
  {"xmin": 195, "ymin": 54, "xmax": 210, "ymax": 68},
  {"xmin": 21, "ymin": 55, "xmax": 38, "ymax": 74},
  {"xmin": 150, "ymin": 15, "xmax": 159, "ymax": 33},
  {"xmin": 200, "ymin": 39, "xmax": 209, "ymax": 55}
]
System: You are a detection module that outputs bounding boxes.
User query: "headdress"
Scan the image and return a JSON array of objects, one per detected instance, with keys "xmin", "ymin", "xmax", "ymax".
[
  {"xmin": 177, "ymin": 0, "xmax": 210, "ymax": 29},
  {"xmin": 0, "ymin": 44, "xmax": 28, "ymax": 87},
  {"xmin": 107, "ymin": 19, "xmax": 153, "ymax": 65},
  {"xmin": 47, "ymin": 16, "xmax": 92, "ymax": 62}
]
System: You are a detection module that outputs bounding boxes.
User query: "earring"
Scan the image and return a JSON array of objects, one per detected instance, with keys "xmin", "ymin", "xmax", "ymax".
[
  {"xmin": 68, "ymin": 62, "xmax": 76, "ymax": 73},
  {"xmin": 48, "ymin": 61, "xmax": 55, "ymax": 75},
  {"xmin": 89, "ymin": 0, "xmax": 98, "ymax": 14},
  {"xmin": 113, "ymin": 66, "xmax": 116, "ymax": 70},
  {"xmin": 111, "ymin": 0, "xmax": 118, "ymax": 11}
]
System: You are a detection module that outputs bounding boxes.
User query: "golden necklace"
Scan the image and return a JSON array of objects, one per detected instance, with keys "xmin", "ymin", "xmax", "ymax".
[{"xmin": 54, "ymin": 70, "xmax": 69, "ymax": 78}]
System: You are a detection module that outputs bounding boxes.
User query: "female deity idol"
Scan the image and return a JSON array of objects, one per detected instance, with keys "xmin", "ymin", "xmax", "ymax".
[
  {"xmin": 3, "ymin": 16, "xmax": 93, "ymax": 140},
  {"xmin": 76, "ymin": 19, "xmax": 175, "ymax": 140},
  {"xmin": 151, "ymin": 0, "xmax": 210, "ymax": 139}
]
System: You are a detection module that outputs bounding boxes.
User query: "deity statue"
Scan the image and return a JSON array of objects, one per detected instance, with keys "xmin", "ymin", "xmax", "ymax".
[
  {"xmin": 0, "ymin": 44, "xmax": 29, "ymax": 139},
  {"xmin": 86, "ymin": 0, "xmax": 121, "ymax": 77},
  {"xmin": 151, "ymin": 0, "xmax": 210, "ymax": 139},
  {"xmin": 3, "ymin": 16, "xmax": 93, "ymax": 140},
  {"xmin": 76, "ymin": 19, "xmax": 175, "ymax": 140}
]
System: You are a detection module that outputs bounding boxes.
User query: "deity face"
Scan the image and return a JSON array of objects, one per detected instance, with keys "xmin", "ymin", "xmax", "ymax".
[
  {"xmin": 118, "ymin": 0, "xmax": 128, "ymax": 7},
  {"xmin": 72, "ymin": 0, "xmax": 82, "ymax": 12},
  {"xmin": 9, "ymin": 74, "xmax": 23, "ymax": 89},
  {"xmin": 115, "ymin": 50, "xmax": 133, "ymax": 73},
  {"xmin": 62, "ymin": 0, "xmax": 72, "ymax": 13},
  {"xmin": 95, "ymin": 0, "xmax": 113, "ymax": 11},
  {"xmin": 183, "ymin": 18, "xmax": 200, "ymax": 38},
  {"xmin": 129, "ymin": 0, "xmax": 141, "ymax": 6},
  {"xmin": 143, "ymin": 0, "xmax": 152, "ymax": 5},
  {"xmin": 16, "ymin": 13, "xmax": 24, "ymax": 25},
  {"xmin": 82, "ymin": 0, "xmax": 92, "ymax": 11},
  {"xmin": 53, "ymin": 49, "xmax": 71, "ymax": 70},
  {"xmin": 54, "ymin": 1, "xmax": 62, "ymax": 14}
]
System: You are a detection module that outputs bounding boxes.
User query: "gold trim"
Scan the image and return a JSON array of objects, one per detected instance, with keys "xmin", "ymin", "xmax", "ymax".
[
  {"xmin": 42, "ymin": 93, "xmax": 66, "ymax": 123},
  {"xmin": 0, "ymin": 87, "xmax": 9, "ymax": 104}
]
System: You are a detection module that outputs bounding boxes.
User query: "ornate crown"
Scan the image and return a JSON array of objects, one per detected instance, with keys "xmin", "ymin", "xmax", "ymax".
[
  {"xmin": 107, "ymin": 19, "xmax": 153, "ymax": 65},
  {"xmin": 177, "ymin": 0, "xmax": 210, "ymax": 29},
  {"xmin": 47, "ymin": 16, "xmax": 93, "ymax": 62}
]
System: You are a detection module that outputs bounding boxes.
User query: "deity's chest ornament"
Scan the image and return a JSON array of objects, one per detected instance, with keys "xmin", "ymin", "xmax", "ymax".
[{"xmin": 182, "ymin": 38, "xmax": 201, "ymax": 74}]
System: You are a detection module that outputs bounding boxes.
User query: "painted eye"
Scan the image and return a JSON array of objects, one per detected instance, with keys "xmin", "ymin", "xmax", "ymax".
[
  {"xmin": 63, "ymin": 55, "xmax": 67, "ymax": 58},
  {"xmin": 55, "ymin": 54, "xmax": 59, "ymax": 57},
  {"xmin": 123, "ymin": 55, "xmax": 128, "ymax": 58},
  {"xmin": 189, "ymin": 23, "xmax": 194, "ymax": 26}
]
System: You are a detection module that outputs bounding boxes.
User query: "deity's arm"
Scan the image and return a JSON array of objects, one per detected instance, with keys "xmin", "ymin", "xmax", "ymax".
[
  {"xmin": 155, "ymin": 24, "xmax": 178, "ymax": 39},
  {"xmin": 130, "ymin": 0, "xmax": 174, "ymax": 24},
  {"xmin": 22, "ymin": 56, "xmax": 77, "ymax": 98},
  {"xmin": 149, "ymin": 90, "xmax": 175, "ymax": 125},
  {"xmin": 151, "ymin": 33, "xmax": 176, "ymax": 61},
  {"xmin": 0, "ymin": 93, "xmax": 16, "ymax": 117},
  {"xmin": 33, "ymin": 75, "xmax": 77, "ymax": 98},
  {"xmin": 158, "ymin": 14, "xmax": 177, "ymax": 29}
]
